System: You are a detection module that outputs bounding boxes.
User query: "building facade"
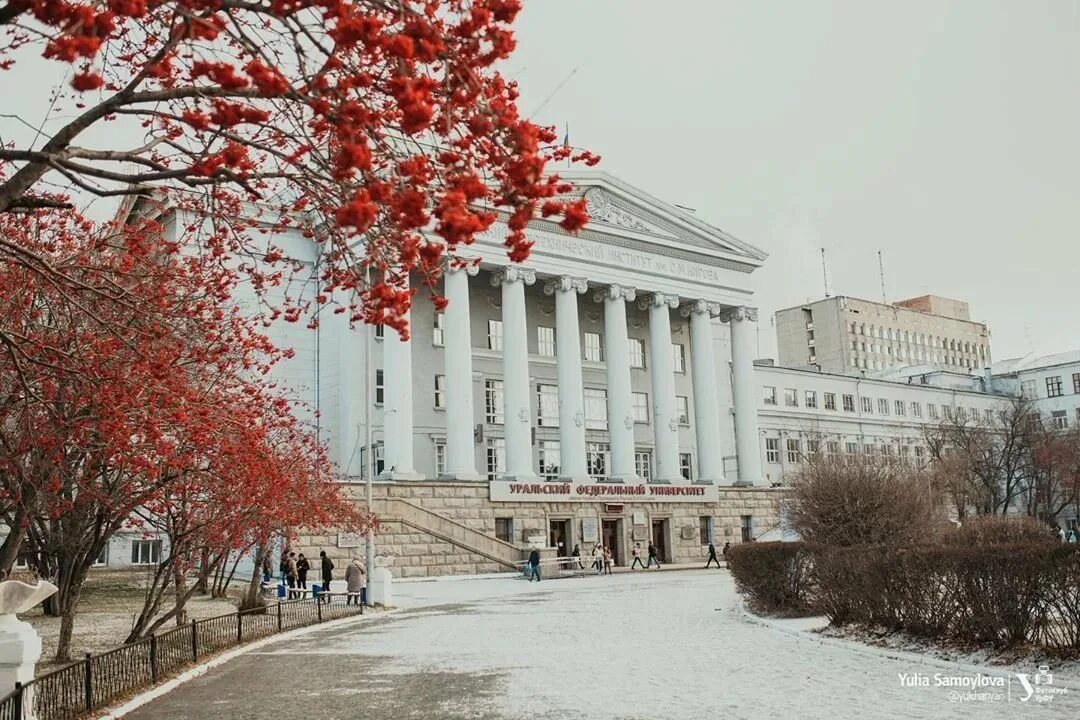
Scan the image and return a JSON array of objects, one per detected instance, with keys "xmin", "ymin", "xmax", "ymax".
[{"xmin": 775, "ymin": 295, "xmax": 992, "ymax": 376}]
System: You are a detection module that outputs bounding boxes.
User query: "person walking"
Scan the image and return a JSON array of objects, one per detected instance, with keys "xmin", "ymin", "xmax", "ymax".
[
  {"xmin": 279, "ymin": 549, "xmax": 289, "ymax": 584},
  {"xmin": 646, "ymin": 542, "xmax": 660, "ymax": 569},
  {"xmin": 320, "ymin": 550, "xmax": 334, "ymax": 602},
  {"xmin": 704, "ymin": 542, "xmax": 721, "ymax": 569},
  {"xmin": 528, "ymin": 548, "xmax": 542, "ymax": 582},
  {"xmin": 296, "ymin": 553, "xmax": 310, "ymax": 589},
  {"xmin": 603, "ymin": 546, "xmax": 614, "ymax": 575},
  {"xmin": 285, "ymin": 552, "xmax": 298, "ymax": 596},
  {"xmin": 1069, "ymin": 529, "xmax": 1078, "ymax": 544},
  {"xmin": 630, "ymin": 543, "xmax": 646, "ymax": 570},
  {"xmin": 571, "ymin": 544, "xmax": 583, "ymax": 570},
  {"xmin": 345, "ymin": 558, "xmax": 366, "ymax": 605},
  {"xmin": 1059, "ymin": 527, "xmax": 1067, "ymax": 543},
  {"xmin": 722, "ymin": 542, "xmax": 731, "ymax": 559},
  {"xmin": 592, "ymin": 544, "xmax": 604, "ymax": 575},
  {"xmin": 261, "ymin": 552, "xmax": 273, "ymax": 584}
]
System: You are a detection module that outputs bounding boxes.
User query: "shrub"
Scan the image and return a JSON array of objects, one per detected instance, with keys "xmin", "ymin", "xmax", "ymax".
[
  {"xmin": 727, "ymin": 542, "xmax": 816, "ymax": 616},
  {"xmin": 939, "ymin": 515, "xmax": 1057, "ymax": 546}
]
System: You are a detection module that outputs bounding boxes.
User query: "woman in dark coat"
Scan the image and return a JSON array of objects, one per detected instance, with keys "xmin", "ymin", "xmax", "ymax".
[
  {"xmin": 296, "ymin": 553, "xmax": 310, "ymax": 589},
  {"xmin": 319, "ymin": 550, "xmax": 334, "ymax": 600}
]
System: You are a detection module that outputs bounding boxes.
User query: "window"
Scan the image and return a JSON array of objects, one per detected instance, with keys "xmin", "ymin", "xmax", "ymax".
[
  {"xmin": 629, "ymin": 337, "xmax": 646, "ymax": 368},
  {"xmin": 1047, "ymin": 376, "xmax": 1064, "ymax": 398},
  {"xmin": 358, "ymin": 442, "xmax": 385, "ymax": 479},
  {"xmin": 786, "ymin": 439, "xmax": 801, "ymax": 464},
  {"xmin": 842, "ymin": 394, "xmax": 855, "ymax": 412},
  {"xmin": 824, "ymin": 392, "xmax": 836, "ymax": 411},
  {"xmin": 538, "ymin": 440, "xmax": 561, "ymax": 480},
  {"xmin": 928, "ymin": 403, "xmax": 938, "ymax": 419},
  {"xmin": 942, "ymin": 405, "xmax": 953, "ymax": 420},
  {"xmin": 807, "ymin": 439, "xmax": 820, "ymax": 456},
  {"xmin": 1021, "ymin": 380, "xmax": 1037, "ymax": 399},
  {"xmin": 784, "ymin": 388, "xmax": 798, "ymax": 407},
  {"xmin": 587, "ymin": 442, "xmax": 610, "ymax": 480},
  {"xmin": 740, "ymin": 515, "xmax": 754, "ymax": 542},
  {"xmin": 895, "ymin": 400, "xmax": 906, "ymax": 417},
  {"xmin": 375, "ymin": 369, "xmax": 385, "ymax": 405},
  {"xmin": 131, "ymin": 540, "xmax": 161, "ymax": 566},
  {"xmin": 877, "ymin": 398, "xmax": 889, "ymax": 415},
  {"xmin": 805, "ymin": 391, "xmax": 817, "ymax": 409},
  {"xmin": 433, "ymin": 312, "xmax": 445, "ymax": 346},
  {"xmin": 827, "ymin": 440, "xmax": 841, "ymax": 455},
  {"xmin": 632, "ymin": 392, "xmax": 650, "ymax": 424},
  {"xmin": 495, "ymin": 517, "xmax": 513, "ymax": 543},
  {"xmin": 92, "ymin": 546, "xmax": 108, "ymax": 568},
  {"xmin": 584, "ymin": 388, "xmax": 608, "ymax": 429},
  {"xmin": 485, "ymin": 379, "xmax": 504, "ymax": 424},
  {"xmin": 672, "ymin": 344, "xmax": 686, "ymax": 373},
  {"xmin": 911, "ymin": 402, "xmax": 922, "ymax": 418},
  {"xmin": 375, "ymin": 323, "xmax": 384, "ymax": 340},
  {"xmin": 861, "ymin": 396, "xmax": 873, "ymax": 414},
  {"xmin": 487, "ymin": 320, "xmax": 503, "ymax": 351},
  {"xmin": 537, "ymin": 384, "xmax": 559, "ymax": 427},
  {"xmin": 486, "ymin": 438, "xmax": 506, "ymax": 480},
  {"xmin": 679, "ymin": 453, "xmax": 693, "ymax": 480},
  {"xmin": 584, "ymin": 332, "xmax": 603, "ymax": 362},
  {"xmin": 1052, "ymin": 411, "xmax": 1069, "ymax": 430},
  {"xmin": 765, "ymin": 438, "xmax": 780, "ymax": 463},
  {"xmin": 762, "ymin": 386, "xmax": 777, "ymax": 405},
  {"xmin": 845, "ymin": 441, "xmax": 859, "ymax": 455},
  {"xmin": 635, "ymin": 451, "xmax": 652, "ymax": 481},
  {"xmin": 914, "ymin": 446, "xmax": 925, "ymax": 462},
  {"xmin": 676, "ymin": 396, "xmax": 690, "ymax": 425},
  {"xmin": 434, "ymin": 374, "xmax": 446, "ymax": 409},
  {"xmin": 957, "ymin": 407, "xmax": 967, "ymax": 422},
  {"xmin": 537, "ymin": 326, "xmax": 556, "ymax": 357},
  {"xmin": 434, "ymin": 439, "xmax": 446, "ymax": 476},
  {"xmin": 1074, "ymin": 373, "xmax": 1080, "ymax": 394},
  {"xmin": 699, "ymin": 516, "xmax": 713, "ymax": 545}
]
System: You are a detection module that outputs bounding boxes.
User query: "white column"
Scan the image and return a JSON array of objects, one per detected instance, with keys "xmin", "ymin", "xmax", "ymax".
[
  {"xmin": 682, "ymin": 300, "xmax": 724, "ymax": 483},
  {"xmin": 379, "ymin": 303, "xmax": 421, "ymax": 480},
  {"xmin": 442, "ymin": 263, "xmax": 480, "ymax": 480},
  {"xmin": 596, "ymin": 284, "xmax": 637, "ymax": 481},
  {"xmin": 544, "ymin": 276, "xmax": 589, "ymax": 480},
  {"xmin": 492, "ymin": 267, "xmax": 537, "ymax": 480},
  {"xmin": 641, "ymin": 292, "xmax": 681, "ymax": 482},
  {"xmin": 724, "ymin": 305, "xmax": 762, "ymax": 486}
]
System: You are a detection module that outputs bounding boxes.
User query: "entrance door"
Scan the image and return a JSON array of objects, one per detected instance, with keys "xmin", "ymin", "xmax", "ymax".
[
  {"xmin": 651, "ymin": 519, "xmax": 670, "ymax": 563},
  {"xmin": 601, "ymin": 519, "xmax": 623, "ymax": 565},
  {"xmin": 549, "ymin": 519, "xmax": 570, "ymax": 557}
]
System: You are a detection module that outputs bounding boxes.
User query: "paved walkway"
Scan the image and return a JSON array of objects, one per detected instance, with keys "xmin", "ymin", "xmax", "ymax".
[{"xmin": 126, "ymin": 571, "xmax": 1077, "ymax": 720}]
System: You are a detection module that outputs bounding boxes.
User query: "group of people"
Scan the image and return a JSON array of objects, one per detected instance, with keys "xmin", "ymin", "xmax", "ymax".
[
  {"xmin": 704, "ymin": 541, "xmax": 730, "ymax": 568},
  {"xmin": 1058, "ymin": 527, "xmax": 1079, "ymax": 543},
  {"xmin": 266, "ymin": 549, "xmax": 368, "ymax": 605}
]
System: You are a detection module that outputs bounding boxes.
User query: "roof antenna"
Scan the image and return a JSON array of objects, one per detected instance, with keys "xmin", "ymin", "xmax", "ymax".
[
  {"xmin": 878, "ymin": 250, "xmax": 887, "ymax": 304},
  {"xmin": 821, "ymin": 248, "xmax": 830, "ymax": 298}
]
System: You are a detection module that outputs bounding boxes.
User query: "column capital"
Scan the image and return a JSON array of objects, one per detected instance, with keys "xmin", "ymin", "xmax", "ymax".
[
  {"xmin": 490, "ymin": 266, "xmax": 536, "ymax": 287},
  {"xmin": 445, "ymin": 257, "xmax": 480, "ymax": 277},
  {"xmin": 718, "ymin": 305, "xmax": 759, "ymax": 323},
  {"xmin": 680, "ymin": 300, "xmax": 723, "ymax": 318},
  {"xmin": 543, "ymin": 275, "xmax": 588, "ymax": 296},
  {"xmin": 593, "ymin": 283, "xmax": 636, "ymax": 303},
  {"xmin": 638, "ymin": 292, "xmax": 680, "ymax": 311}
]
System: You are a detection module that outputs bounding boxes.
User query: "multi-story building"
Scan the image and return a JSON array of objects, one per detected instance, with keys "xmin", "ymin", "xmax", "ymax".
[
  {"xmin": 775, "ymin": 295, "xmax": 992, "ymax": 376},
  {"xmin": 991, "ymin": 350, "xmax": 1080, "ymax": 431}
]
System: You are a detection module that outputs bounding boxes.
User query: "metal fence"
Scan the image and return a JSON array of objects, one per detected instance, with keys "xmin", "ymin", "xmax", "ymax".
[{"xmin": 0, "ymin": 593, "xmax": 364, "ymax": 720}]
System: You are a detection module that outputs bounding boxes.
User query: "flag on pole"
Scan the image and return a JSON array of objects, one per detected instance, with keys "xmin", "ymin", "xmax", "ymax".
[{"xmin": 562, "ymin": 122, "xmax": 570, "ymax": 149}]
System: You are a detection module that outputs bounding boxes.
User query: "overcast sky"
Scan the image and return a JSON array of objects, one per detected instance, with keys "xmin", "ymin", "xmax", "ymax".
[{"xmin": 510, "ymin": 0, "xmax": 1080, "ymax": 361}]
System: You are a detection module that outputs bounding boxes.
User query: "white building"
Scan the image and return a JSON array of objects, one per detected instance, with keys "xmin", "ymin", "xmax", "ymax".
[{"xmin": 991, "ymin": 350, "xmax": 1080, "ymax": 431}]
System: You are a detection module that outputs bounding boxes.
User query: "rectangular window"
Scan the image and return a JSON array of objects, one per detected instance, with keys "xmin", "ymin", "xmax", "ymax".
[
  {"xmin": 486, "ymin": 438, "xmax": 506, "ymax": 481},
  {"xmin": 485, "ymin": 379, "xmax": 504, "ymax": 424},
  {"xmin": 584, "ymin": 332, "xmax": 603, "ymax": 362},
  {"xmin": 632, "ymin": 392, "xmax": 650, "ymax": 423},
  {"xmin": 358, "ymin": 442, "xmax": 385, "ymax": 479},
  {"xmin": 765, "ymin": 437, "xmax": 780, "ymax": 463},
  {"xmin": 786, "ymin": 439, "xmax": 801, "ymax": 464},
  {"xmin": 433, "ymin": 312, "xmax": 445, "ymax": 347},
  {"xmin": 584, "ymin": 388, "xmax": 608, "ymax": 430},
  {"xmin": 845, "ymin": 441, "xmax": 859, "ymax": 455},
  {"xmin": 824, "ymin": 392, "xmax": 836, "ymax": 411},
  {"xmin": 784, "ymin": 388, "xmax": 798, "ymax": 407},
  {"xmin": 928, "ymin": 403, "xmax": 938, "ymax": 419},
  {"xmin": 434, "ymin": 374, "xmax": 446, "ymax": 409},
  {"xmin": 434, "ymin": 439, "xmax": 446, "ymax": 476},
  {"xmin": 842, "ymin": 394, "xmax": 855, "ymax": 412},
  {"xmin": 676, "ymin": 396, "xmax": 690, "ymax": 425},
  {"xmin": 375, "ymin": 369, "xmax": 385, "ymax": 405},
  {"xmin": 536, "ymin": 384, "xmax": 559, "ymax": 427},
  {"xmin": 805, "ymin": 391, "xmax": 818, "ymax": 409},
  {"xmin": 984, "ymin": 408, "xmax": 994, "ymax": 425},
  {"xmin": 537, "ymin": 326, "xmax": 556, "ymax": 357},
  {"xmin": 894, "ymin": 400, "xmax": 905, "ymax": 417},
  {"xmin": 877, "ymin": 398, "xmax": 889, "ymax": 415},
  {"xmin": 762, "ymin": 386, "xmax": 777, "ymax": 405},
  {"xmin": 92, "ymin": 546, "xmax": 108, "ymax": 567},
  {"xmin": 911, "ymin": 402, "xmax": 922, "ymax": 418},
  {"xmin": 495, "ymin": 517, "xmax": 513, "ymax": 543},
  {"xmin": 487, "ymin": 320, "xmax": 503, "ymax": 351},
  {"xmin": 538, "ymin": 440, "xmax": 561, "ymax": 480},
  {"xmin": 629, "ymin": 337, "xmax": 646, "ymax": 368},
  {"xmin": 672, "ymin": 344, "xmax": 686, "ymax": 373},
  {"xmin": 635, "ymin": 451, "xmax": 652, "ymax": 481},
  {"xmin": 740, "ymin": 515, "xmax": 754, "ymax": 543},
  {"xmin": 826, "ymin": 440, "xmax": 841, "ymax": 455},
  {"xmin": 861, "ymin": 396, "xmax": 873, "ymax": 414},
  {"xmin": 1047, "ymin": 376, "xmax": 1064, "ymax": 398},
  {"xmin": 587, "ymin": 442, "xmax": 610, "ymax": 480},
  {"xmin": 1052, "ymin": 411, "xmax": 1069, "ymax": 430},
  {"xmin": 699, "ymin": 516, "xmax": 713, "ymax": 545},
  {"xmin": 1021, "ymin": 380, "xmax": 1037, "ymax": 399},
  {"xmin": 375, "ymin": 323, "xmax": 384, "ymax": 340},
  {"xmin": 131, "ymin": 540, "xmax": 161, "ymax": 566},
  {"xmin": 1074, "ymin": 373, "xmax": 1080, "ymax": 394},
  {"xmin": 679, "ymin": 453, "xmax": 693, "ymax": 480},
  {"xmin": 807, "ymin": 439, "xmax": 820, "ymax": 456},
  {"xmin": 943, "ymin": 405, "xmax": 953, "ymax": 420}
]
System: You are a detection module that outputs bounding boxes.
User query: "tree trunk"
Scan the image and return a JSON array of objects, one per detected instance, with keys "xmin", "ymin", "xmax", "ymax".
[
  {"xmin": 53, "ymin": 577, "xmax": 85, "ymax": 663},
  {"xmin": 0, "ymin": 522, "xmax": 26, "ymax": 578},
  {"xmin": 193, "ymin": 548, "xmax": 210, "ymax": 595},
  {"xmin": 172, "ymin": 564, "xmax": 188, "ymax": 627},
  {"xmin": 241, "ymin": 543, "xmax": 268, "ymax": 611}
]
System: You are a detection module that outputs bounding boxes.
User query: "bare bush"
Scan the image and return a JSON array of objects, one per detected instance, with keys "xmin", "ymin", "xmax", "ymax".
[
  {"xmin": 939, "ymin": 515, "xmax": 1057, "ymax": 546},
  {"xmin": 726, "ymin": 542, "xmax": 817, "ymax": 616}
]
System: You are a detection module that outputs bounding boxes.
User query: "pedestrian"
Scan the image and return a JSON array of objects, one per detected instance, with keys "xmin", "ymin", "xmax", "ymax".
[
  {"xmin": 722, "ymin": 542, "xmax": 731, "ymax": 559},
  {"xmin": 278, "ymin": 549, "xmax": 289, "ymax": 584},
  {"xmin": 528, "ymin": 548, "xmax": 541, "ymax": 582},
  {"xmin": 345, "ymin": 558, "xmax": 366, "ymax": 605},
  {"xmin": 261, "ymin": 552, "xmax": 272, "ymax": 584},
  {"xmin": 320, "ymin": 550, "xmax": 334, "ymax": 602},
  {"xmin": 285, "ymin": 551, "xmax": 298, "ymax": 596},
  {"xmin": 630, "ymin": 542, "xmax": 645, "ymax": 570},
  {"xmin": 646, "ymin": 542, "xmax": 660, "ymax": 569},
  {"xmin": 1058, "ymin": 527, "xmax": 1067, "ymax": 543},
  {"xmin": 603, "ymin": 546, "xmax": 614, "ymax": 575},
  {"xmin": 704, "ymin": 542, "xmax": 721, "ymax": 569},
  {"xmin": 296, "ymin": 553, "xmax": 310, "ymax": 589},
  {"xmin": 592, "ymin": 544, "xmax": 603, "ymax": 575},
  {"xmin": 571, "ymin": 544, "xmax": 583, "ymax": 570},
  {"xmin": 1069, "ymin": 529, "xmax": 1078, "ymax": 544}
]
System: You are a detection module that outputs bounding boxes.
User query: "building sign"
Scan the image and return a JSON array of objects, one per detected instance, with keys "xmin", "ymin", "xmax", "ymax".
[
  {"xmin": 337, "ymin": 532, "xmax": 365, "ymax": 549},
  {"xmin": 581, "ymin": 518, "xmax": 599, "ymax": 543},
  {"xmin": 489, "ymin": 481, "xmax": 719, "ymax": 503}
]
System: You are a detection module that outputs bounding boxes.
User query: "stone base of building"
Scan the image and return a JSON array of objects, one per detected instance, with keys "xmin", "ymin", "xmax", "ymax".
[{"xmin": 295, "ymin": 480, "xmax": 785, "ymax": 579}]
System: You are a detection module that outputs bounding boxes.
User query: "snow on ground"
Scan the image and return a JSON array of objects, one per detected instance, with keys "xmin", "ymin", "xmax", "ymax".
[{"xmin": 128, "ymin": 570, "xmax": 1079, "ymax": 719}]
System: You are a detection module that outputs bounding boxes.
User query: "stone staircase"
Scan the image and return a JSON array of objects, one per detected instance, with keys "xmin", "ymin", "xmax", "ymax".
[{"xmin": 374, "ymin": 498, "xmax": 523, "ymax": 571}]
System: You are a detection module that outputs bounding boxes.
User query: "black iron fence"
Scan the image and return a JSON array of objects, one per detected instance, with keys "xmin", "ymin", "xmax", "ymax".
[{"xmin": 0, "ymin": 593, "xmax": 364, "ymax": 720}]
